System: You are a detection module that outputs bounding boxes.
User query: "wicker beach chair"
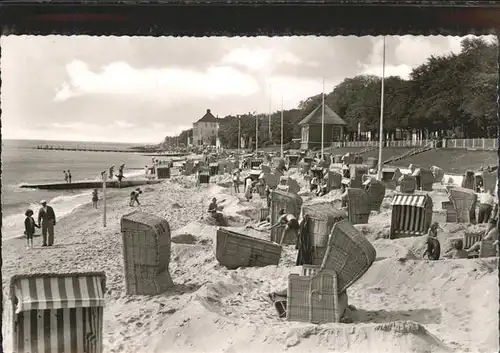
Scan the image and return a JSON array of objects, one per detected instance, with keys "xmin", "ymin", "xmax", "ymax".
[
  {"xmin": 363, "ymin": 177, "xmax": 386, "ymax": 211},
  {"xmin": 390, "ymin": 193, "xmax": 433, "ymax": 239},
  {"xmin": 398, "ymin": 174, "xmax": 417, "ymax": 193},
  {"xmin": 442, "ymin": 201, "xmax": 457, "ymax": 222},
  {"xmin": 412, "ymin": 168, "xmax": 434, "ymax": 191},
  {"xmin": 479, "ymin": 239, "xmax": 498, "ymax": 258},
  {"xmin": 10, "ymin": 272, "xmax": 106, "ymax": 353},
  {"xmin": 461, "ymin": 170, "xmax": 475, "ymax": 190},
  {"xmin": 270, "ymin": 189, "xmax": 303, "ymax": 244},
  {"xmin": 334, "ymin": 155, "xmax": 343, "ymax": 164},
  {"xmin": 216, "ymin": 228, "xmax": 282, "ymax": 269},
  {"xmin": 326, "ymin": 170, "xmax": 343, "ymax": 192},
  {"xmin": 449, "ymin": 187, "xmax": 477, "ymax": 224},
  {"xmin": 121, "ymin": 211, "xmax": 174, "ymax": 295},
  {"xmin": 348, "ymin": 165, "xmax": 369, "ymax": 189},
  {"xmin": 287, "ymin": 220, "xmax": 376, "ymax": 324},
  {"xmin": 366, "ymin": 157, "xmax": 378, "ymax": 169},
  {"xmin": 302, "ymin": 203, "xmax": 348, "ymax": 265},
  {"xmin": 347, "ymin": 188, "xmax": 370, "ymax": 224}
]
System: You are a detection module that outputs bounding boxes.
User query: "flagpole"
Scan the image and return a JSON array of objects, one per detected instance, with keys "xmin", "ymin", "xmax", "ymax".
[
  {"xmin": 377, "ymin": 36, "xmax": 386, "ymax": 181},
  {"xmin": 238, "ymin": 115, "xmax": 241, "ymax": 155},
  {"xmin": 269, "ymin": 82, "xmax": 272, "ymax": 141},
  {"xmin": 255, "ymin": 112, "xmax": 258, "ymax": 153},
  {"xmin": 321, "ymin": 77, "xmax": 325, "ymax": 159},
  {"xmin": 281, "ymin": 96, "xmax": 284, "ymax": 157}
]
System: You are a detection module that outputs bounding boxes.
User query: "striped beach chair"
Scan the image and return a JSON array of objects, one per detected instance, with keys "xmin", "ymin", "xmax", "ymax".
[
  {"xmin": 10, "ymin": 272, "xmax": 106, "ymax": 353},
  {"xmin": 389, "ymin": 193, "xmax": 434, "ymax": 239}
]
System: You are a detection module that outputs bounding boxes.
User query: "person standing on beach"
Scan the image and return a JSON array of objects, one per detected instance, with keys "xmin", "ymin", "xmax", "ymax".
[
  {"xmin": 68, "ymin": 170, "xmax": 72, "ymax": 183},
  {"xmin": 478, "ymin": 188, "xmax": 495, "ymax": 224},
  {"xmin": 24, "ymin": 209, "xmax": 40, "ymax": 249},
  {"xmin": 144, "ymin": 165, "xmax": 149, "ymax": 179},
  {"xmin": 92, "ymin": 188, "xmax": 99, "ymax": 209},
  {"xmin": 129, "ymin": 188, "xmax": 142, "ymax": 206},
  {"xmin": 109, "ymin": 165, "xmax": 115, "ymax": 180},
  {"xmin": 37, "ymin": 200, "xmax": 56, "ymax": 247},
  {"xmin": 63, "ymin": 170, "xmax": 68, "ymax": 183}
]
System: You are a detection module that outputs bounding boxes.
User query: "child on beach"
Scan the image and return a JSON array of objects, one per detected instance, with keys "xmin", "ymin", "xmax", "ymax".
[
  {"xmin": 233, "ymin": 171, "xmax": 241, "ymax": 193},
  {"xmin": 443, "ymin": 239, "xmax": 468, "ymax": 259},
  {"xmin": 92, "ymin": 189, "xmax": 99, "ymax": 209},
  {"xmin": 24, "ymin": 209, "xmax": 40, "ymax": 249},
  {"xmin": 63, "ymin": 170, "xmax": 68, "ymax": 183},
  {"xmin": 68, "ymin": 170, "xmax": 72, "ymax": 183}
]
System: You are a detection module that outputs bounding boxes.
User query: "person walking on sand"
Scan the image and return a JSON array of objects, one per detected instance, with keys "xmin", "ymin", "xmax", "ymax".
[
  {"xmin": 129, "ymin": 188, "xmax": 142, "ymax": 206},
  {"xmin": 24, "ymin": 209, "xmax": 40, "ymax": 249},
  {"xmin": 63, "ymin": 170, "xmax": 68, "ymax": 183},
  {"xmin": 109, "ymin": 165, "xmax": 115, "ymax": 180},
  {"xmin": 92, "ymin": 188, "xmax": 99, "ymax": 209},
  {"xmin": 68, "ymin": 170, "xmax": 72, "ymax": 183},
  {"xmin": 233, "ymin": 170, "xmax": 241, "ymax": 193},
  {"xmin": 478, "ymin": 188, "xmax": 495, "ymax": 224},
  {"xmin": 37, "ymin": 200, "xmax": 56, "ymax": 247}
]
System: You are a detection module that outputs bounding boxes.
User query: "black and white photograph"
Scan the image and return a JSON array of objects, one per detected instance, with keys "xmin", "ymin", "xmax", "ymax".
[{"xmin": 1, "ymin": 33, "xmax": 498, "ymax": 353}]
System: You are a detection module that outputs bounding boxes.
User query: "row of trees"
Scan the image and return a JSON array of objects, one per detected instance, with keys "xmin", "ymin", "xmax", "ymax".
[{"xmin": 163, "ymin": 37, "xmax": 497, "ymax": 149}]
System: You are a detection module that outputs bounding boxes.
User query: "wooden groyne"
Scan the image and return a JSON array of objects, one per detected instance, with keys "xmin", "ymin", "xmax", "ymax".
[
  {"xmin": 19, "ymin": 179, "xmax": 161, "ymax": 190},
  {"xmin": 33, "ymin": 145, "xmax": 144, "ymax": 153}
]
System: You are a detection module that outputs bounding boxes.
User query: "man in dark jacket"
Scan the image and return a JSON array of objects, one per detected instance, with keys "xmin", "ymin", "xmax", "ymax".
[{"xmin": 37, "ymin": 200, "xmax": 56, "ymax": 247}]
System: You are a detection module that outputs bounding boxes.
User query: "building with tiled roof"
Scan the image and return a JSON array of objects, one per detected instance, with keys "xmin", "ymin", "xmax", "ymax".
[
  {"xmin": 192, "ymin": 109, "xmax": 219, "ymax": 146},
  {"xmin": 299, "ymin": 103, "xmax": 347, "ymax": 150}
]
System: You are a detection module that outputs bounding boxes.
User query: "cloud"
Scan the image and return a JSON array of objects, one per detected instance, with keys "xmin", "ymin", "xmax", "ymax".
[
  {"xmin": 54, "ymin": 60, "xmax": 260, "ymax": 104},
  {"xmin": 115, "ymin": 120, "xmax": 135, "ymax": 128},
  {"xmin": 221, "ymin": 48, "xmax": 303, "ymax": 72}
]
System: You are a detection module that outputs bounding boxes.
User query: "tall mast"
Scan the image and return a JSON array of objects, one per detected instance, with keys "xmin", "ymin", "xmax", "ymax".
[
  {"xmin": 321, "ymin": 77, "xmax": 325, "ymax": 159},
  {"xmin": 377, "ymin": 36, "xmax": 386, "ymax": 181}
]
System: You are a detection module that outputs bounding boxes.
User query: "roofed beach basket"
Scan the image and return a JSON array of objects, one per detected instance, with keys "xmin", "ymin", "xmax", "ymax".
[
  {"xmin": 270, "ymin": 189, "xmax": 303, "ymax": 244},
  {"xmin": 334, "ymin": 154, "xmax": 343, "ymax": 164},
  {"xmin": 216, "ymin": 227, "xmax": 282, "ymax": 269},
  {"xmin": 390, "ymin": 193, "xmax": 433, "ymax": 239},
  {"xmin": 286, "ymin": 154, "xmax": 300, "ymax": 167},
  {"xmin": 121, "ymin": 211, "xmax": 174, "ymax": 295},
  {"xmin": 183, "ymin": 160, "xmax": 194, "ymax": 176},
  {"xmin": 353, "ymin": 155, "xmax": 363, "ymax": 164},
  {"xmin": 398, "ymin": 174, "xmax": 417, "ymax": 193},
  {"xmin": 156, "ymin": 166, "xmax": 171, "ymax": 179},
  {"xmin": 412, "ymin": 168, "xmax": 434, "ymax": 191},
  {"xmin": 287, "ymin": 220, "xmax": 376, "ymax": 323},
  {"xmin": 209, "ymin": 162, "xmax": 219, "ymax": 176},
  {"xmin": 448, "ymin": 187, "xmax": 477, "ymax": 223},
  {"xmin": 348, "ymin": 164, "xmax": 369, "ymax": 189},
  {"xmin": 363, "ymin": 176, "xmax": 386, "ymax": 211},
  {"xmin": 278, "ymin": 176, "xmax": 300, "ymax": 194},
  {"xmin": 198, "ymin": 168, "xmax": 211, "ymax": 184},
  {"xmin": 9, "ymin": 272, "xmax": 106, "ymax": 353},
  {"xmin": 250, "ymin": 158, "xmax": 264, "ymax": 169},
  {"xmin": 302, "ymin": 203, "xmax": 348, "ymax": 265},
  {"xmin": 326, "ymin": 170, "xmax": 342, "ymax": 192},
  {"xmin": 347, "ymin": 188, "xmax": 370, "ymax": 224},
  {"xmin": 298, "ymin": 160, "xmax": 311, "ymax": 175},
  {"xmin": 442, "ymin": 201, "xmax": 457, "ymax": 223},
  {"xmin": 366, "ymin": 157, "xmax": 378, "ymax": 170},
  {"xmin": 260, "ymin": 163, "xmax": 271, "ymax": 174},
  {"xmin": 474, "ymin": 170, "xmax": 496, "ymax": 192},
  {"xmin": 461, "ymin": 170, "xmax": 475, "ymax": 190}
]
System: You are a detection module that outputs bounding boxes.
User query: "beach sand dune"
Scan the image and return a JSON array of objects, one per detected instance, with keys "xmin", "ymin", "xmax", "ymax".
[{"xmin": 2, "ymin": 174, "xmax": 498, "ymax": 353}]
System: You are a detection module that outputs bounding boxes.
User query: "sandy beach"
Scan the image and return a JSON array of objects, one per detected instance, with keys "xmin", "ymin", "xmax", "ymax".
[{"xmin": 2, "ymin": 170, "xmax": 498, "ymax": 353}]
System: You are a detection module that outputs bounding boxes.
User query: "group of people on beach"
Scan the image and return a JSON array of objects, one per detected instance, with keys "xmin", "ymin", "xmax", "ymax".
[
  {"xmin": 24, "ymin": 200, "xmax": 56, "ymax": 249},
  {"xmin": 63, "ymin": 170, "xmax": 72, "ymax": 183}
]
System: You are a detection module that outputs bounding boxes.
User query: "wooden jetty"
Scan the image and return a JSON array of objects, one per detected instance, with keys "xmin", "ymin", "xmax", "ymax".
[
  {"xmin": 19, "ymin": 179, "xmax": 161, "ymax": 190},
  {"xmin": 33, "ymin": 145, "xmax": 143, "ymax": 153}
]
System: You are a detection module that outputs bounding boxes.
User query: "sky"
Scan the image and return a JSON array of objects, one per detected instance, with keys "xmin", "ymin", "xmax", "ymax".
[{"xmin": 1, "ymin": 35, "xmax": 494, "ymax": 144}]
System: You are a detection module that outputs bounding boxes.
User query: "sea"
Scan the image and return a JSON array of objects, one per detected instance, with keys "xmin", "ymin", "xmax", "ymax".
[{"xmin": 2, "ymin": 139, "xmax": 156, "ymax": 241}]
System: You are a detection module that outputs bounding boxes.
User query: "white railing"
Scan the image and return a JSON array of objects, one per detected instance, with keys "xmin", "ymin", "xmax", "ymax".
[
  {"xmin": 329, "ymin": 138, "xmax": 496, "ymax": 150},
  {"xmin": 444, "ymin": 138, "xmax": 497, "ymax": 150}
]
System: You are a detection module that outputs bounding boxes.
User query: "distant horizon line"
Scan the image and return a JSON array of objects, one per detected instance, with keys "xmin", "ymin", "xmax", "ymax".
[{"xmin": 3, "ymin": 138, "xmax": 158, "ymax": 145}]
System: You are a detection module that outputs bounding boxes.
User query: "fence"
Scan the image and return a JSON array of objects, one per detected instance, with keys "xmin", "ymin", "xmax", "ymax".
[
  {"xmin": 331, "ymin": 138, "xmax": 497, "ymax": 150},
  {"xmin": 444, "ymin": 138, "xmax": 497, "ymax": 150}
]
